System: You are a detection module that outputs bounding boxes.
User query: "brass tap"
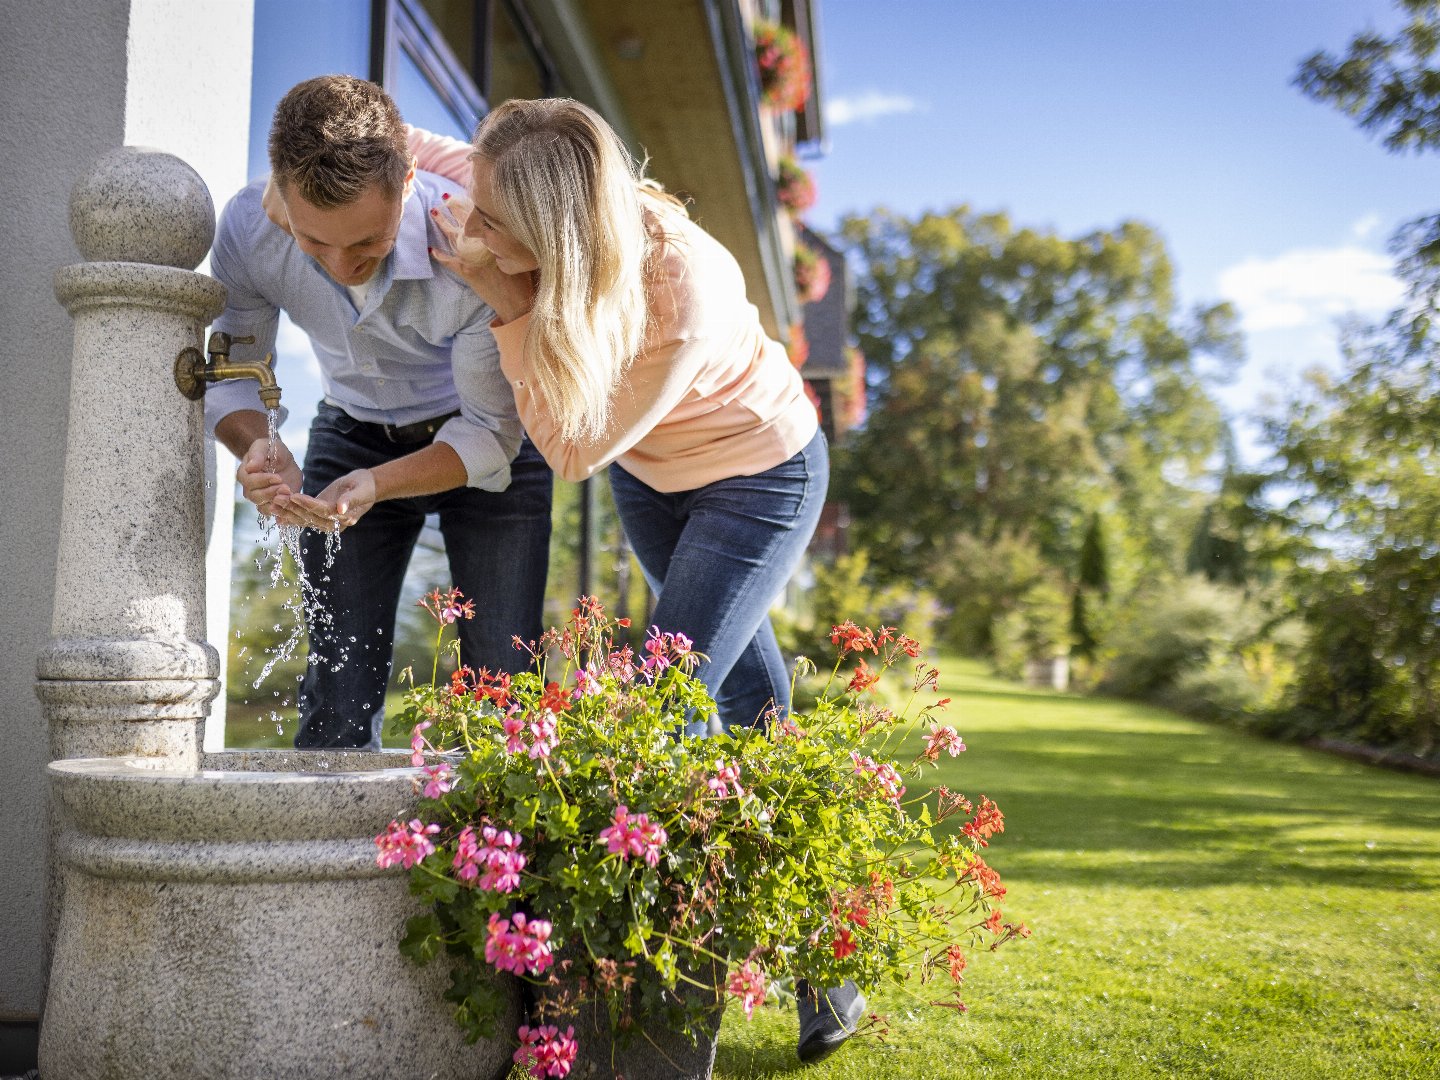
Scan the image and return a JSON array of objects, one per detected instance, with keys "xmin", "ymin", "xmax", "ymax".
[{"xmin": 174, "ymin": 331, "xmax": 282, "ymax": 410}]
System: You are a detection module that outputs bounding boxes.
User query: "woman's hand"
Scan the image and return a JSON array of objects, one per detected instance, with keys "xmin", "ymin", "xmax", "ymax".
[
  {"xmin": 275, "ymin": 469, "xmax": 377, "ymax": 533},
  {"xmin": 261, "ymin": 175, "xmax": 292, "ymax": 236},
  {"xmin": 430, "ymin": 193, "xmax": 536, "ymax": 323}
]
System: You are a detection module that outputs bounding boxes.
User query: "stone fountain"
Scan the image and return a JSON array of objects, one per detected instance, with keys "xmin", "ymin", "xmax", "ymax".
[{"xmin": 36, "ymin": 148, "xmax": 519, "ymax": 1080}]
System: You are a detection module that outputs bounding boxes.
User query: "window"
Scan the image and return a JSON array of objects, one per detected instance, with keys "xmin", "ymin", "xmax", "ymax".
[{"xmin": 375, "ymin": 0, "xmax": 560, "ymax": 139}]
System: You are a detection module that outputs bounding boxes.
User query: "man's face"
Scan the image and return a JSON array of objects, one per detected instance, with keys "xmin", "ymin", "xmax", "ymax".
[{"xmin": 282, "ymin": 180, "xmax": 406, "ymax": 287}]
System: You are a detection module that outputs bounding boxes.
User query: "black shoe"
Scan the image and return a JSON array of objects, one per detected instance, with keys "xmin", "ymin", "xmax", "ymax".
[{"xmin": 796, "ymin": 979, "xmax": 866, "ymax": 1063}]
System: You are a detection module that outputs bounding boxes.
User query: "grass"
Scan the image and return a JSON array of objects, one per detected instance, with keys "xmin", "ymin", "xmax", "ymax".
[{"xmin": 712, "ymin": 658, "xmax": 1440, "ymax": 1079}]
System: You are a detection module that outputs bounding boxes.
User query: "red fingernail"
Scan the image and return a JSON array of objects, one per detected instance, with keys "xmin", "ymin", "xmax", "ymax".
[
  {"xmin": 442, "ymin": 192, "xmax": 450, "ymax": 200},
  {"xmin": 430, "ymin": 208, "xmax": 438, "ymax": 216}
]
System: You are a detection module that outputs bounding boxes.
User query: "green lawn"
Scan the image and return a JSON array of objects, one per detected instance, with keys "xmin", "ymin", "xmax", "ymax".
[{"xmin": 714, "ymin": 659, "xmax": 1440, "ymax": 1080}]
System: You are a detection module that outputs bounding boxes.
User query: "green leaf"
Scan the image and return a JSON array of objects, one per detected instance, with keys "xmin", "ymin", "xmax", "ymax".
[{"xmin": 399, "ymin": 911, "xmax": 443, "ymax": 965}]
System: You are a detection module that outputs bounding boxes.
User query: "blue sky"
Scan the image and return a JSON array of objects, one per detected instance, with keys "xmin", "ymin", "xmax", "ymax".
[{"xmin": 807, "ymin": 0, "xmax": 1436, "ymax": 450}]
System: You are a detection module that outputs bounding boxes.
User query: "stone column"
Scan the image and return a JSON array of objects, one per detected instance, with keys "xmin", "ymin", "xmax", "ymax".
[{"xmin": 36, "ymin": 147, "xmax": 228, "ymax": 766}]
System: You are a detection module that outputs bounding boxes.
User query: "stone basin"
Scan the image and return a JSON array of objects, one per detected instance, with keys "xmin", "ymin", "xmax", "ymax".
[{"xmin": 41, "ymin": 750, "xmax": 519, "ymax": 1080}]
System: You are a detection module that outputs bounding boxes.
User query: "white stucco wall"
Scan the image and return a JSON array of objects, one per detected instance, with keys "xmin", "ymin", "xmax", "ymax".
[{"xmin": 0, "ymin": 0, "xmax": 253, "ymax": 1023}]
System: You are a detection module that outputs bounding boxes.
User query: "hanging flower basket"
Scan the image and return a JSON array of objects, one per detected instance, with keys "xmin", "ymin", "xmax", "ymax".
[
  {"xmin": 787, "ymin": 320, "xmax": 810, "ymax": 369},
  {"xmin": 776, "ymin": 155, "xmax": 817, "ymax": 216},
  {"xmin": 753, "ymin": 20, "xmax": 812, "ymax": 112},
  {"xmin": 793, "ymin": 242, "xmax": 832, "ymax": 304}
]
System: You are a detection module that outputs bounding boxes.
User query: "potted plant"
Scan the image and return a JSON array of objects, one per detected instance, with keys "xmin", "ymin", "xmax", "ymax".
[
  {"xmin": 776, "ymin": 154, "xmax": 818, "ymax": 216},
  {"xmin": 793, "ymin": 241, "xmax": 832, "ymax": 304},
  {"xmin": 753, "ymin": 20, "xmax": 812, "ymax": 113},
  {"xmin": 378, "ymin": 592, "xmax": 1026, "ymax": 1079}
]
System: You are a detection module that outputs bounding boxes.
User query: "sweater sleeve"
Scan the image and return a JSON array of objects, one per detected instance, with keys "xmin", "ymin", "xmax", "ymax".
[{"xmin": 406, "ymin": 125, "xmax": 473, "ymax": 185}]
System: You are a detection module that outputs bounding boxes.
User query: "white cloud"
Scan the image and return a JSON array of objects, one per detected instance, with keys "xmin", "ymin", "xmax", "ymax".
[
  {"xmin": 1350, "ymin": 212, "xmax": 1383, "ymax": 242},
  {"xmin": 826, "ymin": 90, "xmax": 922, "ymax": 126},
  {"xmin": 1216, "ymin": 246, "xmax": 1404, "ymax": 334}
]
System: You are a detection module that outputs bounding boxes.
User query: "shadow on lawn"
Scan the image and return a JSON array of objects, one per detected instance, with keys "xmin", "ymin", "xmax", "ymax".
[
  {"xmin": 908, "ymin": 725, "xmax": 1440, "ymax": 891},
  {"xmin": 712, "ymin": 1042, "xmax": 810, "ymax": 1079}
]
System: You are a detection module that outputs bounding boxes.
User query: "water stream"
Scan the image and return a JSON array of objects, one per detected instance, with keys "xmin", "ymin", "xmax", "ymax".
[{"xmin": 242, "ymin": 408, "xmax": 346, "ymax": 734}]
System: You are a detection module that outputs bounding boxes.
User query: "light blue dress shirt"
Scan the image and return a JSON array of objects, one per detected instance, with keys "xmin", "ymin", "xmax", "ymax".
[{"xmin": 205, "ymin": 171, "xmax": 518, "ymax": 491}]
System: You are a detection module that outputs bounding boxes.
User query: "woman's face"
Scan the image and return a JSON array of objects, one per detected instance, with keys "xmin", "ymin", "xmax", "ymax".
[{"xmin": 465, "ymin": 157, "xmax": 541, "ymax": 274}]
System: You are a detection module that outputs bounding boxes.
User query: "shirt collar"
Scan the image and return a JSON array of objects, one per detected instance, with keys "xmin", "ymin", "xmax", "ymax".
[{"xmin": 391, "ymin": 186, "xmax": 434, "ymax": 282}]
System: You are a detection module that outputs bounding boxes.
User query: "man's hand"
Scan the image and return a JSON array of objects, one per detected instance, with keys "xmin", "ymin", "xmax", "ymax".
[
  {"xmin": 237, "ymin": 436, "xmax": 305, "ymax": 526},
  {"xmin": 282, "ymin": 469, "xmax": 377, "ymax": 533},
  {"xmin": 430, "ymin": 193, "xmax": 536, "ymax": 323}
]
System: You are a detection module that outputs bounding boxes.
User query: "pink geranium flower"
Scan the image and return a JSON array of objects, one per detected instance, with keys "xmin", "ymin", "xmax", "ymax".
[
  {"xmin": 726, "ymin": 961, "xmax": 768, "ymax": 1020},
  {"xmin": 513, "ymin": 1023, "xmax": 578, "ymax": 1078},
  {"xmin": 921, "ymin": 724, "xmax": 966, "ymax": 762},
  {"xmin": 502, "ymin": 715, "xmax": 526, "ymax": 754},
  {"xmin": 374, "ymin": 818, "xmax": 440, "ymax": 869},
  {"xmin": 420, "ymin": 762, "xmax": 453, "ymax": 799},
  {"xmin": 485, "ymin": 912, "xmax": 554, "ymax": 976},
  {"xmin": 597, "ymin": 804, "xmax": 668, "ymax": 868},
  {"xmin": 454, "ymin": 824, "xmax": 527, "ymax": 892},
  {"xmin": 707, "ymin": 763, "xmax": 744, "ymax": 799},
  {"xmin": 410, "ymin": 719, "xmax": 434, "ymax": 766}
]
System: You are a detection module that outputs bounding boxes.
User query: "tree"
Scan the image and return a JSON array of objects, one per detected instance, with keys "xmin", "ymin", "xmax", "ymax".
[
  {"xmin": 1295, "ymin": 0, "xmax": 1440, "ymax": 322},
  {"xmin": 1281, "ymin": 0, "xmax": 1440, "ymax": 755},
  {"xmin": 1265, "ymin": 323, "xmax": 1440, "ymax": 755},
  {"xmin": 834, "ymin": 207, "xmax": 1237, "ymax": 648}
]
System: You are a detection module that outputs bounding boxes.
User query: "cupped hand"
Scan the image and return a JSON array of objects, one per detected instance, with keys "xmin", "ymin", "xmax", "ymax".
[
  {"xmin": 281, "ymin": 469, "xmax": 378, "ymax": 533},
  {"xmin": 237, "ymin": 437, "xmax": 305, "ymax": 525},
  {"xmin": 429, "ymin": 193, "xmax": 536, "ymax": 322}
]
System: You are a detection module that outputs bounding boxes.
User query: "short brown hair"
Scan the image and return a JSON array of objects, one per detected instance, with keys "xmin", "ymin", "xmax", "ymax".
[{"xmin": 268, "ymin": 75, "xmax": 409, "ymax": 208}]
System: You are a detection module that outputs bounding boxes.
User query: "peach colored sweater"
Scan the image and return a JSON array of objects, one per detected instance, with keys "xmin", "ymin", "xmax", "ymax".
[{"xmin": 411, "ymin": 128, "xmax": 818, "ymax": 491}]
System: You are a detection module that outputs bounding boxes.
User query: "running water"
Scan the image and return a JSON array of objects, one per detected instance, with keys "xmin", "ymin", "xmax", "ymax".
[{"xmin": 249, "ymin": 407, "xmax": 347, "ymax": 691}]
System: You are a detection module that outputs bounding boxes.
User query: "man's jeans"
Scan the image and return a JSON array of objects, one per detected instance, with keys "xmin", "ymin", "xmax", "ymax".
[
  {"xmin": 608, "ymin": 429, "xmax": 829, "ymax": 732},
  {"xmin": 294, "ymin": 402, "xmax": 553, "ymax": 749}
]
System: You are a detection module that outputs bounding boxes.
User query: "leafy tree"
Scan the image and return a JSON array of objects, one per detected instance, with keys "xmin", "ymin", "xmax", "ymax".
[
  {"xmin": 1280, "ymin": 1, "xmax": 1440, "ymax": 755},
  {"xmin": 834, "ymin": 207, "xmax": 1236, "ymax": 648},
  {"xmin": 1265, "ymin": 323, "xmax": 1440, "ymax": 756},
  {"xmin": 1296, "ymin": 0, "xmax": 1440, "ymax": 321}
]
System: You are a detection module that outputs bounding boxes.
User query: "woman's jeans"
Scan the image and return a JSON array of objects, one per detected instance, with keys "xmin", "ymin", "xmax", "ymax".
[
  {"xmin": 294, "ymin": 402, "xmax": 553, "ymax": 750},
  {"xmin": 608, "ymin": 429, "xmax": 829, "ymax": 732}
]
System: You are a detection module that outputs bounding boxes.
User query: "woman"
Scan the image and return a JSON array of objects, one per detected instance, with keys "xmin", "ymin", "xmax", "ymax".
[
  {"xmin": 422, "ymin": 98, "xmax": 828, "ymax": 739},
  {"xmin": 398, "ymin": 98, "xmax": 862, "ymax": 1064}
]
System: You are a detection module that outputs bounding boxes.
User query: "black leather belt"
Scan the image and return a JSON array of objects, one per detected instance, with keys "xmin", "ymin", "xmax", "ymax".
[{"xmin": 377, "ymin": 410, "xmax": 461, "ymax": 444}]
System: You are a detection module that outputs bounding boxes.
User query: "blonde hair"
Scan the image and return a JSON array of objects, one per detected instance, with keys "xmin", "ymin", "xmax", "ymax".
[{"xmin": 472, "ymin": 98, "xmax": 683, "ymax": 443}]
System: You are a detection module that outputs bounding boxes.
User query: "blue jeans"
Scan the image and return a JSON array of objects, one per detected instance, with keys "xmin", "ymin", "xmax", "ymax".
[
  {"xmin": 294, "ymin": 402, "xmax": 553, "ymax": 749},
  {"xmin": 608, "ymin": 429, "xmax": 829, "ymax": 732}
]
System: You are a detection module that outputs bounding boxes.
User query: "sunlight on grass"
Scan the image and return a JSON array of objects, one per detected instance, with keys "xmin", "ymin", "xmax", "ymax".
[{"xmin": 715, "ymin": 656, "xmax": 1440, "ymax": 1079}]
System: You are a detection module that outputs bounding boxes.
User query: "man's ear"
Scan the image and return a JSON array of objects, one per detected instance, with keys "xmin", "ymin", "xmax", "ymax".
[{"xmin": 402, "ymin": 156, "xmax": 418, "ymax": 199}]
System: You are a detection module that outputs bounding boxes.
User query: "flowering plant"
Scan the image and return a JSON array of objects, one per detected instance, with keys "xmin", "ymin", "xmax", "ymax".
[
  {"xmin": 776, "ymin": 154, "xmax": 818, "ymax": 216},
  {"xmin": 379, "ymin": 592, "xmax": 1025, "ymax": 1077},
  {"xmin": 793, "ymin": 240, "xmax": 832, "ymax": 303},
  {"xmin": 753, "ymin": 20, "xmax": 812, "ymax": 112}
]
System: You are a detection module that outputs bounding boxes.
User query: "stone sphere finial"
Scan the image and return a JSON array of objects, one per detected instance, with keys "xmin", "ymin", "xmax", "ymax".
[{"xmin": 69, "ymin": 146, "xmax": 216, "ymax": 270}]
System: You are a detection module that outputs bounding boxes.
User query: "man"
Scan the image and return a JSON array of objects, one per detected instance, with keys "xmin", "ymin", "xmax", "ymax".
[{"xmin": 207, "ymin": 74, "xmax": 551, "ymax": 750}]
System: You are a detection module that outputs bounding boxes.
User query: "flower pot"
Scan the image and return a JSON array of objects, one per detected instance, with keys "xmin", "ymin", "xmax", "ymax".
[{"xmin": 540, "ymin": 958, "xmax": 725, "ymax": 1080}]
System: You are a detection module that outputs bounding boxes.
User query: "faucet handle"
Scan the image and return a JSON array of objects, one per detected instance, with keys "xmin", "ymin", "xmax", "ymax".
[{"xmin": 205, "ymin": 331, "xmax": 256, "ymax": 360}]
